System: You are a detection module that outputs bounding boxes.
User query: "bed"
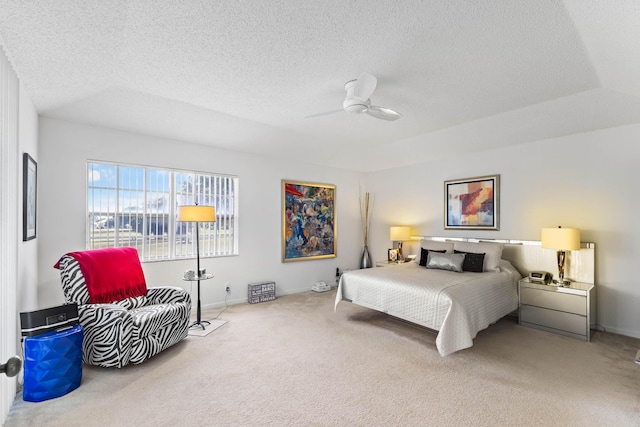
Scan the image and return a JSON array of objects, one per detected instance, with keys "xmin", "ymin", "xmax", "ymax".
[{"xmin": 334, "ymin": 239, "xmax": 523, "ymax": 356}]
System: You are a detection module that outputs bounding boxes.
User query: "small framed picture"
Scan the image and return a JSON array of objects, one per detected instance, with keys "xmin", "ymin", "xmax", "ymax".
[
  {"xmin": 388, "ymin": 248, "xmax": 398, "ymax": 262},
  {"xmin": 23, "ymin": 153, "xmax": 37, "ymax": 241}
]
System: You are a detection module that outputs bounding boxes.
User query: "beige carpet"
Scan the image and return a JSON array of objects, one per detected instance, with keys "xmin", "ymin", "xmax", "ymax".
[{"xmin": 6, "ymin": 290, "xmax": 640, "ymax": 426}]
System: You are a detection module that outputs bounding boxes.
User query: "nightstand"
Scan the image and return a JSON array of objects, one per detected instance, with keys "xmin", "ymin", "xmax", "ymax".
[
  {"xmin": 519, "ymin": 278, "xmax": 596, "ymax": 341},
  {"xmin": 376, "ymin": 260, "xmax": 404, "ymax": 267}
]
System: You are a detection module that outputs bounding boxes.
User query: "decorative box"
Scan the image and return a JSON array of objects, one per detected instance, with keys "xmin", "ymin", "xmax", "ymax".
[{"xmin": 248, "ymin": 281, "xmax": 276, "ymax": 304}]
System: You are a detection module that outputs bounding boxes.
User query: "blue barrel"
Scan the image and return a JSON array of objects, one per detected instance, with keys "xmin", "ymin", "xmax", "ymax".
[{"xmin": 23, "ymin": 324, "xmax": 83, "ymax": 402}]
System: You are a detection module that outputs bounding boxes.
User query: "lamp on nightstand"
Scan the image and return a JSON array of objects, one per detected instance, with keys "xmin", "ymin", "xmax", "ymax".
[
  {"xmin": 390, "ymin": 226, "xmax": 411, "ymax": 261},
  {"xmin": 541, "ymin": 226, "xmax": 580, "ymax": 286}
]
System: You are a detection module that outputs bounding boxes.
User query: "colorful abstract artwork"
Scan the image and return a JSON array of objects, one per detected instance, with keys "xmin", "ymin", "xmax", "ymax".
[
  {"xmin": 282, "ymin": 180, "xmax": 336, "ymax": 262},
  {"xmin": 444, "ymin": 175, "xmax": 499, "ymax": 230}
]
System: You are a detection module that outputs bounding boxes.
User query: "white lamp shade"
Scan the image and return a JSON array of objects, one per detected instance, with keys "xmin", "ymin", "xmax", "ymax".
[
  {"xmin": 541, "ymin": 227, "xmax": 580, "ymax": 250},
  {"xmin": 178, "ymin": 205, "xmax": 216, "ymax": 222},
  {"xmin": 390, "ymin": 226, "xmax": 411, "ymax": 241}
]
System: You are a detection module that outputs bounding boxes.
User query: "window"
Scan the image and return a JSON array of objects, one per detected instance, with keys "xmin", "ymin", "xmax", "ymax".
[{"xmin": 87, "ymin": 161, "xmax": 238, "ymax": 261}]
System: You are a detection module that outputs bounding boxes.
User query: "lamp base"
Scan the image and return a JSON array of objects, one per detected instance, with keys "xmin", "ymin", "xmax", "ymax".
[
  {"xmin": 189, "ymin": 320, "xmax": 211, "ymax": 330},
  {"xmin": 552, "ymin": 279, "xmax": 571, "ymax": 287}
]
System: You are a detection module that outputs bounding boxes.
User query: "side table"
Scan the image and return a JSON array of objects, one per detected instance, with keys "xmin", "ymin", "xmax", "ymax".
[
  {"xmin": 375, "ymin": 260, "xmax": 406, "ymax": 267},
  {"xmin": 183, "ymin": 273, "xmax": 214, "ymax": 330},
  {"xmin": 519, "ymin": 278, "xmax": 596, "ymax": 341}
]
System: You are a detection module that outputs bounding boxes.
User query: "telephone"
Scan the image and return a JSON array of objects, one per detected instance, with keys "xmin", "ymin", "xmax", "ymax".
[
  {"xmin": 312, "ymin": 281, "xmax": 331, "ymax": 293},
  {"xmin": 529, "ymin": 271, "xmax": 552, "ymax": 284}
]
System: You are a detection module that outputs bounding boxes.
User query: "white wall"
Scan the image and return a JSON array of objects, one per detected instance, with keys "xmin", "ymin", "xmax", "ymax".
[
  {"xmin": 35, "ymin": 117, "xmax": 640, "ymax": 340},
  {"xmin": 38, "ymin": 118, "xmax": 363, "ymax": 309},
  {"xmin": 18, "ymin": 83, "xmax": 39, "ymax": 313},
  {"xmin": 365, "ymin": 124, "xmax": 640, "ymax": 338}
]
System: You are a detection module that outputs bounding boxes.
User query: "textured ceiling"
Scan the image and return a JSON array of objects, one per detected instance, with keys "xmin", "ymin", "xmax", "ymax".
[{"xmin": 0, "ymin": 0, "xmax": 639, "ymax": 172}]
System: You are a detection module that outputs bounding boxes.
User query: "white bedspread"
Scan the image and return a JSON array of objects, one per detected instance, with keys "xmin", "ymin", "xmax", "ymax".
[{"xmin": 334, "ymin": 260, "xmax": 521, "ymax": 356}]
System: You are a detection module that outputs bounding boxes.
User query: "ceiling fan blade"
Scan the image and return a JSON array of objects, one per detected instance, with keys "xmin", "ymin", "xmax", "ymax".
[
  {"xmin": 366, "ymin": 105, "xmax": 402, "ymax": 121},
  {"xmin": 353, "ymin": 72, "xmax": 377, "ymax": 101},
  {"xmin": 304, "ymin": 108, "xmax": 344, "ymax": 119}
]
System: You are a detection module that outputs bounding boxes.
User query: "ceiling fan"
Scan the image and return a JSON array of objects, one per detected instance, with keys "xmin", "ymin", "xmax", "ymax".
[{"xmin": 306, "ymin": 72, "xmax": 402, "ymax": 121}]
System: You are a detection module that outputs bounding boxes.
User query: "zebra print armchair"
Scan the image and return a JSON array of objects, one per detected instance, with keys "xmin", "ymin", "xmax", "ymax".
[{"xmin": 55, "ymin": 248, "xmax": 191, "ymax": 368}]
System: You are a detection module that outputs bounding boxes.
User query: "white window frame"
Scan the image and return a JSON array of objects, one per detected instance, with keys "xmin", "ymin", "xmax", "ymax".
[{"xmin": 86, "ymin": 161, "xmax": 239, "ymax": 262}]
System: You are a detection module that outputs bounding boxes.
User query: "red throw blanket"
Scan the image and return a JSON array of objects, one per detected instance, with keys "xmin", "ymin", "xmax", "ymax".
[{"xmin": 54, "ymin": 247, "xmax": 147, "ymax": 304}]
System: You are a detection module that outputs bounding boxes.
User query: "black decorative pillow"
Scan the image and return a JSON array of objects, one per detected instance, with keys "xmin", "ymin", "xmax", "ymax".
[
  {"xmin": 453, "ymin": 241, "xmax": 503, "ymax": 272},
  {"xmin": 426, "ymin": 252, "xmax": 465, "ymax": 273},
  {"xmin": 454, "ymin": 250, "xmax": 486, "ymax": 273},
  {"xmin": 419, "ymin": 248, "xmax": 447, "ymax": 266}
]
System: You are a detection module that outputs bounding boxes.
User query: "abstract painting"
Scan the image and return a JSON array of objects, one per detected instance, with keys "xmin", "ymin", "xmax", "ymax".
[
  {"xmin": 282, "ymin": 180, "xmax": 336, "ymax": 262},
  {"xmin": 444, "ymin": 175, "xmax": 499, "ymax": 230}
]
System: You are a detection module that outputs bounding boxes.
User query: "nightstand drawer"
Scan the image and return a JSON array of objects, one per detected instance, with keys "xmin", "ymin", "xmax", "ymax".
[
  {"xmin": 520, "ymin": 305, "xmax": 587, "ymax": 336},
  {"xmin": 521, "ymin": 287, "xmax": 586, "ymax": 315}
]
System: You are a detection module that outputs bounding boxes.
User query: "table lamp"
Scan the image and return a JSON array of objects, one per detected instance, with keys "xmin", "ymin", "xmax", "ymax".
[
  {"xmin": 178, "ymin": 204, "xmax": 216, "ymax": 329},
  {"xmin": 541, "ymin": 226, "xmax": 580, "ymax": 286},
  {"xmin": 390, "ymin": 226, "xmax": 411, "ymax": 261}
]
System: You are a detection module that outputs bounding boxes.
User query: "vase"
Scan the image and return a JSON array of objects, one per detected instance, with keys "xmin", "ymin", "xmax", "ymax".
[{"xmin": 360, "ymin": 246, "xmax": 373, "ymax": 269}]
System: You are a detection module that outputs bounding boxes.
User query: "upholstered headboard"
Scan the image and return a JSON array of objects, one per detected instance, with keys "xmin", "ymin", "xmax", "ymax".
[{"xmin": 416, "ymin": 237, "xmax": 595, "ymax": 284}]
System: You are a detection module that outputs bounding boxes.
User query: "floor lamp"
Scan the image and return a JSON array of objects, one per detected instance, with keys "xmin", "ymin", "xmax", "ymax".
[{"xmin": 178, "ymin": 204, "xmax": 216, "ymax": 329}]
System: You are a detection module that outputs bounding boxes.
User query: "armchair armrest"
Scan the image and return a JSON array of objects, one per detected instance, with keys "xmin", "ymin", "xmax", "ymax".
[
  {"xmin": 146, "ymin": 286, "xmax": 191, "ymax": 307},
  {"xmin": 78, "ymin": 303, "xmax": 134, "ymax": 368}
]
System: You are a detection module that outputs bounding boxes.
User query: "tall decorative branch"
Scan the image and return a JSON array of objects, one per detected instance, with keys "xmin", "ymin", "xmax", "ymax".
[{"xmin": 359, "ymin": 192, "xmax": 374, "ymax": 247}]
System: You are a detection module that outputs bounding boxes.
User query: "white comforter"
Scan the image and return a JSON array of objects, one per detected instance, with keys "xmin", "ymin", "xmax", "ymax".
[{"xmin": 334, "ymin": 260, "xmax": 521, "ymax": 356}]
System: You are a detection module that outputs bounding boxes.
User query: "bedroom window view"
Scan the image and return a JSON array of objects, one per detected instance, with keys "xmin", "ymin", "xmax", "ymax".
[{"xmin": 87, "ymin": 162, "xmax": 238, "ymax": 261}]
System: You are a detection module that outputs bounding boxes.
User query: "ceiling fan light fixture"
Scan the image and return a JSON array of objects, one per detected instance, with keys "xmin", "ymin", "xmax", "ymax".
[
  {"xmin": 306, "ymin": 72, "xmax": 401, "ymax": 121},
  {"xmin": 343, "ymin": 97, "xmax": 370, "ymax": 114}
]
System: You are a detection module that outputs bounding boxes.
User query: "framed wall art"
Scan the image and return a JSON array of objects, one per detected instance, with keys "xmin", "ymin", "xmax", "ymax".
[
  {"xmin": 444, "ymin": 174, "xmax": 499, "ymax": 230},
  {"xmin": 282, "ymin": 180, "xmax": 336, "ymax": 262},
  {"xmin": 23, "ymin": 153, "xmax": 37, "ymax": 241}
]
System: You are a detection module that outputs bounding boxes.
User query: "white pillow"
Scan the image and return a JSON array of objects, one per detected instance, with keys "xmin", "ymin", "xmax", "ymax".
[
  {"xmin": 420, "ymin": 240, "xmax": 454, "ymax": 253},
  {"xmin": 452, "ymin": 241, "xmax": 504, "ymax": 272}
]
